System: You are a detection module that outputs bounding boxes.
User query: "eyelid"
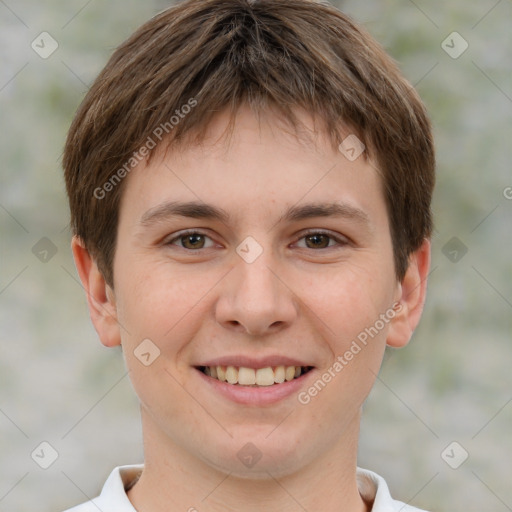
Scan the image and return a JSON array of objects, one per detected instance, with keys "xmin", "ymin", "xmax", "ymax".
[
  {"xmin": 165, "ymin": 228, "xmax": 350, "ymax": 250},
  {"xmin": 294, "ymin": 229, "xmax": 350, "ymax": 248},
  {"xmin": 165, "ymin": 229, "xmax": 217, "ymax": 247}
]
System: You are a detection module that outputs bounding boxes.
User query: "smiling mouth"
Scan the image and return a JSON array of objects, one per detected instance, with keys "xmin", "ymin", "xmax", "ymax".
[{"xmin": 196, "ymin": 365, "xmax": 314, "ymax": 387}]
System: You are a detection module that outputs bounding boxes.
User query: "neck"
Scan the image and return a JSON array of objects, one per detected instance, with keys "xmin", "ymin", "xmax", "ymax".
[{"xmin": 127, "ymin": 409, "xmax": 370, "ymax": 512}]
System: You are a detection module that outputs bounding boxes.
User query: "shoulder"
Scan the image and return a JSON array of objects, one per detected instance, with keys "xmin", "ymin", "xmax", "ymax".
[{"xmin": 356, "ymin": 467, "xmax": 432, "ymax": 512}]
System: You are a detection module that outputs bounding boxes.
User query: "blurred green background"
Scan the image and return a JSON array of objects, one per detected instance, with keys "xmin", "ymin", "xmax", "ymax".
[{"xmin": 0, "ymin": 0, "xmax": 511, "ymax": 510}]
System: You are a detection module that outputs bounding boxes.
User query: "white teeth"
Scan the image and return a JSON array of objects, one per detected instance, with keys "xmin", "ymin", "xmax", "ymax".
[
  {"xmin": 255, "ymin": 367, "xmax": 275, "ymax": 386},
  {"xmin": 274, "ymin": 365, "xmax": 285, "ymax": 383},
  {"xmin": 202, "ymin": 365, "xmax": 310, "ymax": 386},
  {"xmin": 285, "ymin": 366, "xmax": 296, "ymax": 381},
  {"xmin": 238, "ymin": 367, "xmax": 256, "ymax": 385},
  {"xmin": 217, "ymin": 366, "xmax": 226, "ymax": 382},
  {"xmin": 225, "ymin": 366, "xmax": 238, "ymax": 384}
]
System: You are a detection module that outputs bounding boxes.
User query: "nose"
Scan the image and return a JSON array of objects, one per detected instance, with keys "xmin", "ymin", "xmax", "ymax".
[{"xmin": 215, "ymin": 247, "xmax": 298, "ymax": 337}]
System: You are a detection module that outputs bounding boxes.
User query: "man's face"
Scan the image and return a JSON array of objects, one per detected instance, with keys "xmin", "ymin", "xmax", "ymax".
[{"xmin": 109, "ymin": 106, "xmax": 404, "ymax": 477}]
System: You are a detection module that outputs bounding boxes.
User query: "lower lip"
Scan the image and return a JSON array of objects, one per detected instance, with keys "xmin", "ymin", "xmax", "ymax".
[{"xmin": 194, "ymin": 367, "xmax": 316, "ymax": 406}]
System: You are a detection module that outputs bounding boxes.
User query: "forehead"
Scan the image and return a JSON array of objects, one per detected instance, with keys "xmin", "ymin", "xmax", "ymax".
[{"xmin": 118, "ymin": 105, "xmax": 387, "ymax": 231}]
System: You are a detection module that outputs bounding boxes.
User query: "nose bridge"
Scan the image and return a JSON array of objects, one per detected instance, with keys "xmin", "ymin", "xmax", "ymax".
[
  {"xmin": 216, "ymin": 236, "xmax": 297, "ymax": 334},
  {"xmin": 235, "ymin": 242, "xmax": 283, "ymax": 309}
]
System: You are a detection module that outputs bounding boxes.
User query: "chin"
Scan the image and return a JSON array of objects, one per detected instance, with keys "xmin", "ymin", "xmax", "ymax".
[{"xmin": 201, "ymin": 431, "xmax": 308, "ymax": 479}]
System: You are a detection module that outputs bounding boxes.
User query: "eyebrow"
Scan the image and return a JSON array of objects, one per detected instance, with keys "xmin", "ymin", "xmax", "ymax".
[{"xmin": 139, "ymin": 200, "xmax": 371, "ymax": 228}]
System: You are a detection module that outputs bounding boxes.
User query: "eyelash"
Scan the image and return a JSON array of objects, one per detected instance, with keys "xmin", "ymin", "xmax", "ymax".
[{"xmin": 165, "ymin": 229, "xmax": 349, "ymax": 251}]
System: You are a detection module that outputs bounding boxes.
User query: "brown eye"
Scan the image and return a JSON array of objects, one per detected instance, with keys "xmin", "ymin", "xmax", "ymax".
[
  {"xmin": 296, "ymin": 231, "xmax": 347, "ymax": 250},
  {"xmin": 304, "ymin": 233, "xmax": 331, "ymax": 249},
  {"xmin": 180, "ymin": 233, "xmax": 206, "ymax": 249},
  {"xmin": 166, "ymin": 231, "xmax": 215, "ymax": 250}
]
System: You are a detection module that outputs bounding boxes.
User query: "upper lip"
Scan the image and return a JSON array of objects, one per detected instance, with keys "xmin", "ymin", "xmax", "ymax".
[{"xmin": 195, "ymin": 355, "xmax": 314, "ymax": 369}]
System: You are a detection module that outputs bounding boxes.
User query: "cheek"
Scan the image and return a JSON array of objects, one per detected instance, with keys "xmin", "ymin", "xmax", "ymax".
[
  {"xmin": 115, "ymin": 259, "xmax": 213, "ymax": 340},
  {"xmin": 305, "ymin": 264, "xmax": 393, "ymax": 345},
  {"xmin": 305, "ymin": 267, "xmax": 396, "ymax": 405},
  {"xmin": 302, "ymin": 265, "xmax": 394, "ymax": 394}
]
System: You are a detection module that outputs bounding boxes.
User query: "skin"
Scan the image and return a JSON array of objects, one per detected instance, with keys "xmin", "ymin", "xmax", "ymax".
[{"xmin": 72, "ymin": 105, "xmax": 430, "ymax": 512}]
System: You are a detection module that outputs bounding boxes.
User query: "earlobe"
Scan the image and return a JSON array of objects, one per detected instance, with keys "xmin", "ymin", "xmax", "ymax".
[
  {"xmin": 386, "ymin": 239, "xmax": 431, "ymax": 348},
  {"xmin": 71, "ymin": 236, "xmax": 121, "ymax": 348}
]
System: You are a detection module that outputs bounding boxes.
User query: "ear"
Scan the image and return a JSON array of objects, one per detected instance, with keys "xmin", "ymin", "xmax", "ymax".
[
  {"xmin": 386, "ymin": 239, "xmax": 431, "ymax": 348},
  {"xmin": 71, "ymin": 236, "xmax": 121, "ymax": 348}
]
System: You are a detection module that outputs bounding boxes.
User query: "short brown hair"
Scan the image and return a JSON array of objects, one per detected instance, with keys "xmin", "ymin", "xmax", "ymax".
[{"xmin": 63, "ymin": 0, "xmax": 435, "ymax": 288}]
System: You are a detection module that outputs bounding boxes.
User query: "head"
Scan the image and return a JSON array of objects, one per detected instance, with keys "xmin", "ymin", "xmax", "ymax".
[{"xmin": 64, "ymin": 0, "xmax": 434, "ymax": 479}]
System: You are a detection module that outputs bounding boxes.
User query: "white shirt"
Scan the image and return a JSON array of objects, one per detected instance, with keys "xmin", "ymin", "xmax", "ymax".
[{"xmin": 62, "ymin": 465, "xmax": 430, "ymax": 512}]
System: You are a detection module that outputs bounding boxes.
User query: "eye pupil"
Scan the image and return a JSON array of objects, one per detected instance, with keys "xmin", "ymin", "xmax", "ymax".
[
  {"xmin": 183, "ymin": 234, "xmax": 204, "ymax": 249},
  {"xmin": 306, "ymin": 234, "xmax": 329, "ymax": 249}
]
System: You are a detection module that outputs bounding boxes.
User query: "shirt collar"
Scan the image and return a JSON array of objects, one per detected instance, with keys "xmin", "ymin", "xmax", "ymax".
[
  {"xmin": 92, "ymin": 464, "xmax": 426, "ymax": 512},
  {"xmin": 356, "ymin": 467, "xmax": 426, "ymax": 511},
  {"xmin": 92, "ymin": 464, "xmax": 143, "ymax": 511}
]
